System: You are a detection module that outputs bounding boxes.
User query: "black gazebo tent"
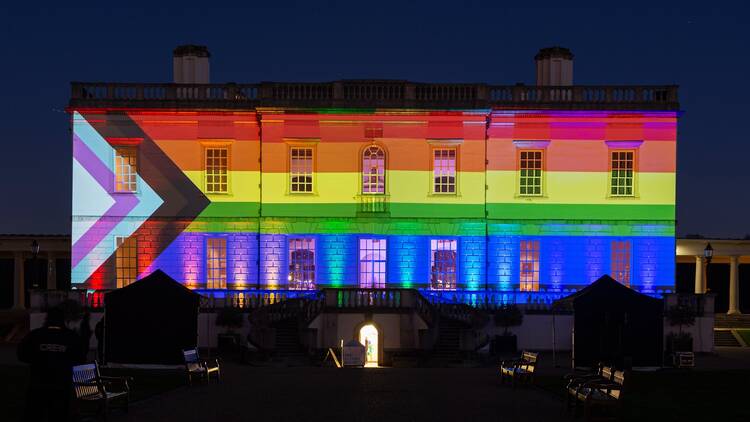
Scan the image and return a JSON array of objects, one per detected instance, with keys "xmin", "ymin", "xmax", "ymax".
[
  {"xmin": 104, "ymin": 270, "xmax": 201, "ymax": 365},
  {"xmin": 553, "ymin": 275, "xmax": 663, "ymax": 368}
]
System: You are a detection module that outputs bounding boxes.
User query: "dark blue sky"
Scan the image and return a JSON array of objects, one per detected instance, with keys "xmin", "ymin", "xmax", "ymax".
[{"xmin": 1, "ymin": 3, "xmax": 747, "ymax": 238}]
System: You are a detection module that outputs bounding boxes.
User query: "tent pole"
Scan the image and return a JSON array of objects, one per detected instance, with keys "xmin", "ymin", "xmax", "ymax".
[{"xmin": 552, "ymin": 310, "xmax": 557, "ymax": 368}]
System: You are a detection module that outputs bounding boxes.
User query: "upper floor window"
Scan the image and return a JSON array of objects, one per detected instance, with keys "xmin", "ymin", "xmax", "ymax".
[
  {"xmin": 610, "ymin": 150, "xmax": 635, "ymax": 197},
  {"xmin": 433, "ymin": 148, "xmax": 456, "ymax": 194},
  {"xmin": 519, "ymin": 150, "xmax": 543, "ymax": 196},
  {"xmin": 611, "ymin": 240, "xmax": 632, "ymax": 287},
  {"xmin": 290, "ymin": 147, "xmax": 314, "ymax": 193},
  {"xmin": 519, "ymin": 240, "xmax": 540, "ymax": 292},
  {"xmin": 362, "ymin": 146, "xmax": 385, "ymax": 194},
  {"xmin": 206, "ymin": 238, "xmax": 227, "ymax": 289},
  {"xmin": 115, "ymin": 236, "xmax": 137, "ymax": 288},
  {"xmin": 359, "ymin": 238, "xmax": 387, "ymax": 289},
  {"xmin": 430, "ymin": 239, "xmax": 457, "ymax": 290},
  {"xmin": 289, "ymin": 238, "xmax": 315, "ymax": 290},
  {"xmin": 114, "ymin": 147, "xmax": 137, "ymax": 192},
  {"xmin": 205, "ymin": 147, "xmax": 229, "ymax": 193}
]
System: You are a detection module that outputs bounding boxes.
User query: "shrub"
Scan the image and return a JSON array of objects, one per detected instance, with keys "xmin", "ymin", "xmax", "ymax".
[
  {"xmin": 215, "ymin": 307, "xmax": 244, "ymax": 330},
  {"xmin": 493, "ymin": 304, "xmax": 523, "ymax": 335}
]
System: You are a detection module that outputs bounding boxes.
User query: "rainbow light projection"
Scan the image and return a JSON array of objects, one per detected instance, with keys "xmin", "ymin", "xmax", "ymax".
[{"xmin": 71, "ymin": 107, "xmax": 677, "ymax": 300}]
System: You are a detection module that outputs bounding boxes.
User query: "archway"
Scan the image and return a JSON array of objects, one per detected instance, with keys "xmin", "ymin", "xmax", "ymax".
[{"xmin": 359, "ymin": 324, "xmax": 379, "ymax": 367}]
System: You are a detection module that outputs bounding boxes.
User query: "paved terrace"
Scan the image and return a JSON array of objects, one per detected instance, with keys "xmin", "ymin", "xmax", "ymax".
[{"xmin": 111, "ymin": 365, "xmax": 563, "ymax": 422}]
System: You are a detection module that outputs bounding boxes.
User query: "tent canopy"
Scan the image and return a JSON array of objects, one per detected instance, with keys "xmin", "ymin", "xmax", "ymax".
[
  {"xmin": 104, "ymin": 270, "xmax": 201, "ymax": 365},
  {"xmin": 553, "ymin": 275, "xmax": 664, "ymax": 368}
]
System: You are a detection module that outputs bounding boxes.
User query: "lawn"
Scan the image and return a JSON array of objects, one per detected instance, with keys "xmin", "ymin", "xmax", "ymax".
[{"xmin": 736, "ymin": 329, "xmax": 750, "ymax": 346}]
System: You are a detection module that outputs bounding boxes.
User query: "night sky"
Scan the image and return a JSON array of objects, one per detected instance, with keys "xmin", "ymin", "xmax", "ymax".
[{"xmin": 1, "ymin": 3, "xmax": 747, "ymax": 238}]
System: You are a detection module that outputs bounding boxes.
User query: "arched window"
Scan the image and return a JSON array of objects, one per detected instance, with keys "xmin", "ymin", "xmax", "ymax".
[{"xmin": 362, "ymin": 146, "xmax": 385, "ymax": 194}]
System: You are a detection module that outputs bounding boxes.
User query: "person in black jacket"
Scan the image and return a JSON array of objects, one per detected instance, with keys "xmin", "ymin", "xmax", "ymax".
[{"xmin": 17, "ymin": 307, "xmax": 86, "ymax": 422}]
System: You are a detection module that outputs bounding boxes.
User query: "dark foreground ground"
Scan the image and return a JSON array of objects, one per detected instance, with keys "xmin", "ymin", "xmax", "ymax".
[{"xmin": 2, "ymin": 347, "xmax": 750, "ymax": 421}]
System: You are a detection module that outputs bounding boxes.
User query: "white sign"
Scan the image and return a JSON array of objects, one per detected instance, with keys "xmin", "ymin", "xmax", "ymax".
[{"xmin": 342, "ymin": 340, "xmax": 365, "ymax": 367}]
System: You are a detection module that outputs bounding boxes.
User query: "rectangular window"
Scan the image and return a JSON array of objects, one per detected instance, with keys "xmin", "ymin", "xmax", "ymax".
[
  {"xmin": 430, "ymin": 239, "xmax": 457, "ymax": 290},
  {"xmin": 115, "ymin": 236, "xmax": 137, "ymax": 288},
  {"xmin": 288, "ymin": 238, "xmax": 315, "ymax": 290},
  {"xmin": 114, "ymin": 147, "xmax": 137, "ymax": 192},
  {"xmin": 290, "ymin": 147, "xmax": 314, "ymax": 193},
  {"xmin": 519, "ymin": 240, "xmax": 540, "ymax": 292},
  {"xmin": 205, "ymin": 147, "xmax": 228, "ymax": 193},
  {"xmin": 519, "ymin": 150, "xmax": 543, "ymax": 196},
  {"xmin": 206, "ymin": 238, "xmax": 227, "ymax": 289},
  {"xmin": 610, "ymin": 150, "xmax": 635, "ymax": 196},
  {"xmin": 359, "ymin": 238, "xmax": 387, "ymax": 289},
  {"xmin": 433, "ymin": 148, "xmax": 456, "ymax": 193},
  {"xmin": 611, "ymin": 240, "xmax": 632, "ymax": 287}
]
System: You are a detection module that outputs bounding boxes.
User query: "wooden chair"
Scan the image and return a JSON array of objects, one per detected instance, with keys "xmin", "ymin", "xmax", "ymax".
[
  {"xmin": 183, "ymin": 348, "xmax": 221, "ymax": 384},
  {"xmin": 564, "ymin": 365, "xmax": 614, "ymax": 412},
  {"xmin": 72, "ymin": 362, "xmax": 130, "ymax": 420},
  {"xmin": 499, "ymin": 351, "xmax": 539, "ymax": 387},
  {"xmin": 575, "ymin": 370, "xmax": 627, "ymax": 421}
]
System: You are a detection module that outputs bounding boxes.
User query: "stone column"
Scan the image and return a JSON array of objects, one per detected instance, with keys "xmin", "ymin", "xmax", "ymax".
[
  {"xmin": 47, "ymin": 252, "xmax": 57, "ymax": 290},
  {"xmin": 728, "ymin": 256, "xmax": 740, "ymax": 315},
  {"xmin": 13, "ymin": 252, "xmax": 25, "ymax": 309},
  {"xmin": 694, "ymin": 256, "xmax": 704, "ymax": 294}
]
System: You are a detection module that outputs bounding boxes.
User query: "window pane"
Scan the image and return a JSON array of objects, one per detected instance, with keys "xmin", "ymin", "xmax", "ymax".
[
  {"xmin": 359, "ymin": 238, "xmax": 387, "ymax": 288},
  {"xmin": 433, "ymin": 148, "xmax": 457, "ymax": 194},
  {"xmin": 206, "ymin": 238, "xmax": 227, "ymax": 289},
  {"xmin": 518, "ymin": 150, "xmax": 543, "ymax": 196},
  {"xmin": 205, "ymin": 147, "xmax": 229, "ymax": 193},
  {"xmin": 114, "ymin": 148, "xmax": 137, "ymax": 192},
  {"xmin": 289, "ymin": 238, "xmax": 316, "ymax": 290},
  {"xmin": 430, "ymin": 239, "xmax": 457, "ymax": 290},
  {"xmin": 519, "ymin": 240, "xmax": 540, "ymax": 292},
  {"xmin": 290, "ymin": 147, "xmax": 314, "ymax": 193}
]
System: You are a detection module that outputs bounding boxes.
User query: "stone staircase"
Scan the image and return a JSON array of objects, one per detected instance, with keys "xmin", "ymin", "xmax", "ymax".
[
  {"xmin": 714, "ymin": 330, "xmax": 742, "ymax": 347},
  {"xmin": 432, "ymin": 318, "xmax": 464, "ymax": 361},
  {"xmin": 272, "ymin": 319, "xmax": 308, "ymax": 359}
]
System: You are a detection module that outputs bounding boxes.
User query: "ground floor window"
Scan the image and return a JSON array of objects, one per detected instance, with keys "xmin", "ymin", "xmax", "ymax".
[
  {"xmin": 430, "ymin": 239, "xmax": 457, "ymax": 290},
  {"xmin": 519, "ymin": 240, "xmax": 540, "ymax": 292},
  {"xmin": 359, "ymin": 238, "xmax": 386, "ymax": 288},
  {"xmin": 288, "ymin": 238, "xmax": 315, "ymax": 290},
  {"xmin": 115, "ymin": 236, "xmax": 137, "ymax": 288},
  {"xmin": 206, "ymin": 238, "xmax": 227, "ymax": 289},
  {"xmin": 611, "ymin": 240, "xmax": 632, "ymax": 287}
]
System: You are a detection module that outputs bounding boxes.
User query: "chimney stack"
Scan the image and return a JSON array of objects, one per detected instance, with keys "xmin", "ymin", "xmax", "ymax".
[
  {"xmin": 173, "ymin": 45, "xmax": 210, "ymax": 84},
  {"xmin": 535, "ymin": 47, "xmax": 573, "ymax": 86}
]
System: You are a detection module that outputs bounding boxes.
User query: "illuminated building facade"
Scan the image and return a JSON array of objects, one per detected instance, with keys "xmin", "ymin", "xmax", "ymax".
[{"xmin": 69, "ymin": 47, "xmax": 679, "ymax": 303}]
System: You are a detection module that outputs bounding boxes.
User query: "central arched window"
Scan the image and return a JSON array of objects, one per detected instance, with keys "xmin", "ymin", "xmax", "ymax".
[{"xmin": 362, "ymin": 146, "xmax": 385, "ymax": 194}]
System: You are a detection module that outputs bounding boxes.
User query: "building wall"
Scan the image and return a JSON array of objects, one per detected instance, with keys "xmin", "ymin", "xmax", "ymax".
[{"xmin": 70, "ymin": 107, "xmax": 677, "ymax": 298}]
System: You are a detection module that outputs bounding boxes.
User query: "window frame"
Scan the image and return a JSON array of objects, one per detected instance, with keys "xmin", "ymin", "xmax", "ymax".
[
  {"xmin": 206, "ymin": 237, "xmax": 227, "ymax": 289},
  {"xmin": 114, "ymin": 236, "xmax": 137, "ymax": 288},
  {"xmin": 608, "ymin": 149, "xmax": 637, "ymax": 198},
  {"xmin": 204, "ymin": 145, "xmax": 231, "ymax": 194},
  {"xmin": 288, "ymin": 145, "xmax": 316, "ymax": 194},
  {"xmin": 610, "ymin": 240, "xmax": 632, "ymax": 287},
  {"xmin": 431, "ymin": 146, "xmax": 458, "ymax": 195},
  {"xmin": 288, "ymin": 238, "xmax": 316, "ymax": 290},
  {"xmin": 519, "ymin": 239, "xmax": 540, "ymax": 292},
  {"xmin": 361, "ymin": 144, "xmax": 387, "ymax": 195},
  {"xmin": 517, "ymin": 149, "xmax": 545, "ymax": 197},
  {"xmin": 113, "ymin": 147, "xmax": 138, "ymax": 193},
  {"xmin": 358, "ymin": 238, "xmax": 387, "ymax": 289},
  {"xmin": 430, "ymin": 239, "xmax": 458, "ymax": 291}
]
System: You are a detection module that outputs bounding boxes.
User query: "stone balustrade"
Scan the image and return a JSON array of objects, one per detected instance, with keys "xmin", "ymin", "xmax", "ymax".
[{"xmin": 70, "ymin": 81, "xmax": 678, "ymax": 110}]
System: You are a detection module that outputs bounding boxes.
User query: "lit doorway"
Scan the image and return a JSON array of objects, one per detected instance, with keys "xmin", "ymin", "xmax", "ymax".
[{"xmin": 359, "ymin": 324, "xmax": 379, "ymax": 367}]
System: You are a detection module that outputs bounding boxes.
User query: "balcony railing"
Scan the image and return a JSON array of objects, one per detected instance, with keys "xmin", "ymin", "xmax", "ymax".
[
  {"xmin": 30, "ymin": 286, "xmax": 675, "ymax": 312},
  {"xmin": 70, "ymin": 81, "xmax": 679, "ymax": 110}
]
